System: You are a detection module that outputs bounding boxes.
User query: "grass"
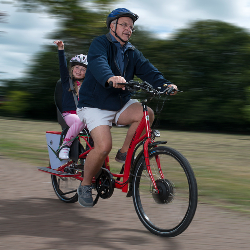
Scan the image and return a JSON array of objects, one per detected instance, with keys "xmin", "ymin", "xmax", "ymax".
[{"xmin": 0, "ymin": 116, "xmax": 250, "ymax": 214}]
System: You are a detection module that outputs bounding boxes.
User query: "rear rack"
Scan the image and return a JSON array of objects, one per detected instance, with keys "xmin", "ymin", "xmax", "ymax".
[{"xmin": 38, "ymin": 166, "xmax": 81, "ymax": 177}]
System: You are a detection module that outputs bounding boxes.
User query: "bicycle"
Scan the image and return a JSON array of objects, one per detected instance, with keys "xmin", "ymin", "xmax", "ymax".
[{"xmin": 38, "ymin": 80, "xmax": 198, "ymax": 237}]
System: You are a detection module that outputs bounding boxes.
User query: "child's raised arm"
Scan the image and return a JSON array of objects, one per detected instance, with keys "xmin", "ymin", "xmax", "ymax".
[{"xmin": 54, "ymin": 40, "xmax": 64, "ymax": 50}]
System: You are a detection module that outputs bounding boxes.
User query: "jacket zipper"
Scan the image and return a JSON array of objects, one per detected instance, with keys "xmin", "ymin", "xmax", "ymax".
[
  {"xmin": 123, "ymin": 52, "xmax": 129, "ymax": 78},
  {"xmin": 113, "ymin": 46, "xmax": 122, "ymax": 76}
]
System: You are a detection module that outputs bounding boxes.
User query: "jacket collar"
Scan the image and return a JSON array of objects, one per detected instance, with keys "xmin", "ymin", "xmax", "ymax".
[{"xmin": 106, "ymin": 33, "xmax": 135, "ymax": 50}]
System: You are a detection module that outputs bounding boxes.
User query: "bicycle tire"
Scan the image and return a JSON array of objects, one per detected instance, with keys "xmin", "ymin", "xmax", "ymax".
[
  {"xmin": 51, "ymin": 174, "xmax": 78, "ymax": 203},
  {"xmin": 132, "ymin": 146, "xmax": 197, "ymax": 237}
]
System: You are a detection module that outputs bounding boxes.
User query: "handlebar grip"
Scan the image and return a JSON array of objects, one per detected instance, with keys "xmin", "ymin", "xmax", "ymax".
[
  {"xmin": 108, "ymin": 81, "xmax": 128, "ymax": 87},
  {"xmin": 167, "ymin": 86, "xmax": 174, "ymax": 95}
]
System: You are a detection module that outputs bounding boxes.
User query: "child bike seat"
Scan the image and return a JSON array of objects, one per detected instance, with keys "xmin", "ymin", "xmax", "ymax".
[{"xmin": 54, "ymin": 79, "xmax": 69, "ymax": 130}]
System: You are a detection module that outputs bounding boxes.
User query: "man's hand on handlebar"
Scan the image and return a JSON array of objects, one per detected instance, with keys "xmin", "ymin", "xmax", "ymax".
[
  {"xmin": 107, "ymin": 78, "xmax": 179, "ymax": 96},
  {"xmin": 166, "ymin": 84, "xmax": 178, "ymax": 95},
  {"xmin": 108, "ymin": 76, "xmax": 126, "ymax": 90}
]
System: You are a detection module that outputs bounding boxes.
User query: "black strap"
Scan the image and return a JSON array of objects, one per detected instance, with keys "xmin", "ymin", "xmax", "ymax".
[{"xmin": 69, "ymin": 77, "xmax": 78, "ymax": 107}]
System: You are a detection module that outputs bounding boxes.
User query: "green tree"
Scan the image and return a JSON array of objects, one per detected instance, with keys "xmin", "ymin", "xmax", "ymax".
[
  {"xmin": 146, "ymin": 20, "xmax": 250, "ymax": 132},
  {"xmin": 242, "ymin": 86, "xmax": 250, "ymax": 122},
  {"xmin": 2, "ymin": 3, "xmax": 250, "ymax": 132},
  {"xmin": 0, "ymin": 90, "xmax": 31, "ymax": 117},
  {"xmin": 6, "ymin": 0, "xmax": 116, "ymax": 120}
]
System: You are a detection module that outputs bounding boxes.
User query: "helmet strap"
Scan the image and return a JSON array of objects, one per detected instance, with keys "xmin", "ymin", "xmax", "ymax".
[{"xmin": 112, "ymin": 19, "xmax": 128, "ymax": 45}]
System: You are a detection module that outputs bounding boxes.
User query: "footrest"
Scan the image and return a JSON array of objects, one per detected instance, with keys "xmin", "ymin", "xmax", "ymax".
[{"xmin": 38, "ymin": 167, "xmax": 80, "ymax": 177}]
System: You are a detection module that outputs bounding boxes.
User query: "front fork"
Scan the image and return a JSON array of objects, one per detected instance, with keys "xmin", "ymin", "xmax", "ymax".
[
  {"xmin": 143, "ymin": 139, "xmax": 160, "ymax": 193},
  {"xmin": 144, "ymin": 138, "xmax": 168, "ymax": 195}
]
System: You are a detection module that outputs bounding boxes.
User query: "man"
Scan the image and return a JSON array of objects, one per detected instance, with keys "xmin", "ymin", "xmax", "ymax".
[{"xmin": 77, "ymin": 8, "xmax": 178, "ymax": 207}]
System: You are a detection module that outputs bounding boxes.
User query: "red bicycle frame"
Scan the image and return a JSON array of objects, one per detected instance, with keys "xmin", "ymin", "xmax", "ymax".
[
  {"xmin": 112, "ymin": 102, "xmax": 160, "ymax": 193},
  {"xmin": 41, "ymin": 102, "xmax": 162, "ymax": 194}
]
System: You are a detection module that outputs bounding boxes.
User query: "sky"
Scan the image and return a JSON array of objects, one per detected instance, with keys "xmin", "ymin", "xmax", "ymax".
[{"xmin": 1, "ymin": 0, "xmax": 250, "ymax": 81}]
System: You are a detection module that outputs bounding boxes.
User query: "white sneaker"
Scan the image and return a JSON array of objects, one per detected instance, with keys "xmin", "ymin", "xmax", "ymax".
[{"xmin": 59, "ymin": 147, "xmax": 70, "ymax": 160}]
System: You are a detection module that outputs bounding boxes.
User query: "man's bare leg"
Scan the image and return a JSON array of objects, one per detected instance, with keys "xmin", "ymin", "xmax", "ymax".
[
  {"xmin": 81, "ymin": 125, "xmax": 112, "ymax": 186},
  {"xmin": 117, "ymin": 102, "xmax": 154, "ymax": 153}
]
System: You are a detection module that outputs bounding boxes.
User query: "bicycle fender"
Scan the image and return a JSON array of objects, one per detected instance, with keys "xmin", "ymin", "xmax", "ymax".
[{"xmin": 149, "ymin": 141, "xmax": 167, "ymax": 148}]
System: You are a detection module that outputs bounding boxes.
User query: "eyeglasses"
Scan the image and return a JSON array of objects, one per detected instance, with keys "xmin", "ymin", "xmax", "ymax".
[{"xmin": 117, "ymin": 22, "xmax": 135, "ymax": 32}]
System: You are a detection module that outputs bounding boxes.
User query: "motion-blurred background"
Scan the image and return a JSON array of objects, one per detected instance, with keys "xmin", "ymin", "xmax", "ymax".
[
  {"xmin": 1, "ymin": 0, "xmax": 250, "ymax": 133},
  {"xmin": 0, "ymin": 4, "xmax": 250, "ymax": 246}
]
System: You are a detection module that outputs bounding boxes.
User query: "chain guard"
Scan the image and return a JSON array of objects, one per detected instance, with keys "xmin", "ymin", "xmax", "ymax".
[{"xmin": 95, "ymin": 168, "xmax": 115, "ymax": 199}]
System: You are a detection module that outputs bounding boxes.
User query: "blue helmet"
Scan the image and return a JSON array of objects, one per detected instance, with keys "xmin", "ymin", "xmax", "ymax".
[{"xmin": 106, "ymin": 8, "xmax": 139, "ymax": 29}]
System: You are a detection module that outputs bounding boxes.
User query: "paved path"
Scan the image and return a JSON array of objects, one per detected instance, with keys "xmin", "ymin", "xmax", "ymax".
[{"xmin": 0, "ymin": 156, "xmax": 249, "ymax": 250}]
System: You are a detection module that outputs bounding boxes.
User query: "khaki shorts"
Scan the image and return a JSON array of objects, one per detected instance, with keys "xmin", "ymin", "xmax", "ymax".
[{"xmin": 77, "ymin": 99, "xmax": 139, "ymax": 132}]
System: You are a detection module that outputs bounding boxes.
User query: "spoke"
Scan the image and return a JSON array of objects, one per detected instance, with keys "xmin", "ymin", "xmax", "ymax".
[{"xmin": 133, "ymin": 147, "xmax": 197, "ymax": 237}]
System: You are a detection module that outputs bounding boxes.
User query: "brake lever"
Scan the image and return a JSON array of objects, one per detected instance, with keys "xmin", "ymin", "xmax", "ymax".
[{"xmin": 166, "ymin": 86, "xmax": 174, "ymax": 95}]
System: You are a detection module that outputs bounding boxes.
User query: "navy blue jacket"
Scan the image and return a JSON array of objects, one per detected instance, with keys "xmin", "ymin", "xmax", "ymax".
[
  {"xmin": 78, "ymin": 33, "xmax": 171, "ymax": 111},
  {"xmin": 58, "ymin": 50, "xmax": 77, "ymax": 112}
]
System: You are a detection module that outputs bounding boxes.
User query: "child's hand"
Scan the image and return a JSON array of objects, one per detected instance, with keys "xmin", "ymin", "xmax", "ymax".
[{"xmin": 54, "ymin": 40, "xmax": 64, "ymax": 50}]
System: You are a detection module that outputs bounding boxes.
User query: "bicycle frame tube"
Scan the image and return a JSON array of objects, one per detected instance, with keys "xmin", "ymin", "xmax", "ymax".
[
  {"xmin": 77, "ymin": 135, "xmax": 110, "ymax": 171},
  {"xmin": 120, "ymin": 103, "xmax": 154, "ymax": 192},
  {"xmin": 104, "ymin": 156, "xmax": 110, "ymax": 171}
]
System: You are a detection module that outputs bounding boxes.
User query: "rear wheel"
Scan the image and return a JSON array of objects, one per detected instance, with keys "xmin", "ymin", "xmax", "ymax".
[
  {"xmin": 132, "ymin": 146, "xmax": 197, "ymax": 237},
  {"xmin": 51, "ymin": 174, "xmax": 79, "ymax": 203}
]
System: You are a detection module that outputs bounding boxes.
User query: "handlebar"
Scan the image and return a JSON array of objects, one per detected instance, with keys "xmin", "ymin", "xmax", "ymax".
[{"xmin": 108, "ymin": 80, "xmax": 180, "ymax": 96}]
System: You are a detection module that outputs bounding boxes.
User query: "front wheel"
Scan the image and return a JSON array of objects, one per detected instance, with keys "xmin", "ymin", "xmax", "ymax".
[{"xmin": 132, "ymin": 146, "xmax": 197, "ymax": 237}]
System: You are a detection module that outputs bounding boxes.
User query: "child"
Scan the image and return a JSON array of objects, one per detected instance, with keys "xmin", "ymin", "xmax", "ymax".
[{"xmin": 54, "ymin": 40, "xmax": 87, "ymax": 159}]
